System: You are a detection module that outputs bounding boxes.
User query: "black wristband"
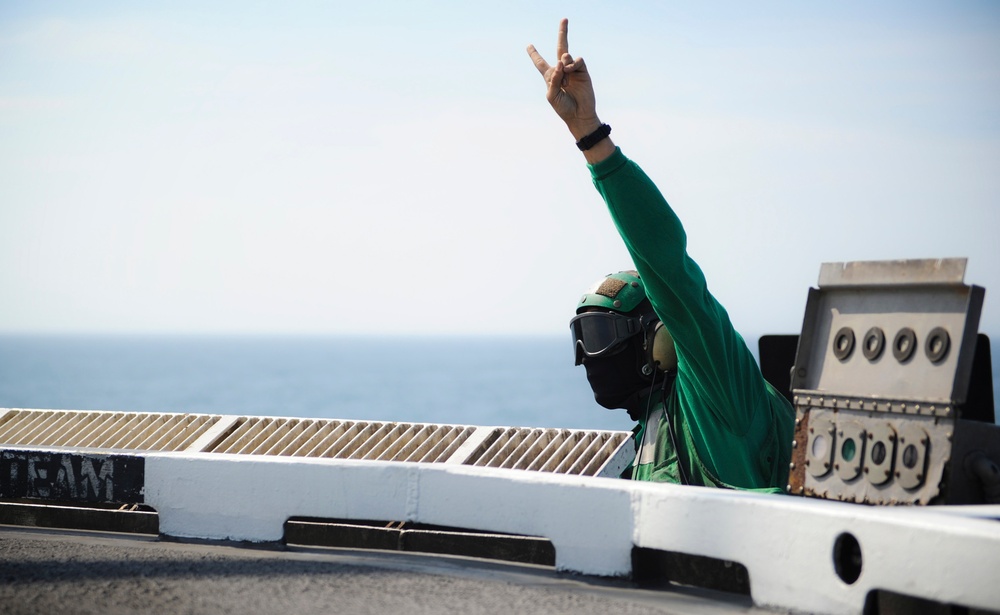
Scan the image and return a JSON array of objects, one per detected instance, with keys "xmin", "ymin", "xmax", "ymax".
[{"xmin": 576, "ymin": 123, "xmax": 611, "ymax": 151}]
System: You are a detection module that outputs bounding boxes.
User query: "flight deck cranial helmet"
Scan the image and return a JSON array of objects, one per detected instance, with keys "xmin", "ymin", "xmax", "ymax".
[{"xmin": 570, "ymin": 270, "xmax": 677, "ymax": 379}]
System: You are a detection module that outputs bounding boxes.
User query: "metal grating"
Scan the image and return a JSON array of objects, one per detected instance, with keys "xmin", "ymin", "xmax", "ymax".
[
  {"xmin": 208, "ymin": 417, "xmax": 477, "ymax": 463},
  {"xmin": 0, "ymin": 409, "xmax": 220, "ymax": 452},
  {"xmin": 467, "ymin": 427, "xmax": 630, "ymax": 476},
  {"xmin": 0, "ymin": 409, "xmax": 634, "ymax": 478}
]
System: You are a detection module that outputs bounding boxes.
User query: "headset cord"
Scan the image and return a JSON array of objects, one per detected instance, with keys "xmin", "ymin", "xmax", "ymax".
[
  {"xmin": 632, "ymin": 368, "xmax": 688, "ymax": 484},
  {"xmin": 660, "ymin": 372, "xmax": 689, "ymax": 485},
  {"xmin": 632, "ymin": 373, "xmax": 660, "ymax": 481}
]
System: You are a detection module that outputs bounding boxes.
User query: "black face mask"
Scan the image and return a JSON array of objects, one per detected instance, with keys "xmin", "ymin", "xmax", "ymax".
[{"xmin": 582, "ymin": 335, "xmax": 653, "ymax": 411}]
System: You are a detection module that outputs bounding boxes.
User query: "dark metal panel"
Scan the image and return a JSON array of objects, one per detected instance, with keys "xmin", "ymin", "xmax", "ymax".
[
  {"xmin": 757, "ymin": 334, "xmax": 798, "ymax": 405},
  {"xmin": 944, "ymin": 419, "xmax": 1000, "ymax": 505},
  {"xmin": 0, "ymin": 450, "xmax": 144, "ymax": 504},
  {"xmin": 0, "ymin": 502, "xmax": 158, "ymax": 534},
  {"xmin": 631, "ymin": 547, "xmax": 751, "ymax": 596},
  {"xmin": 964, "ymin": 334, "xmax": 995, "ymax": 423},
  {"xmin": 284, "ymin": 518, "xmax": 556, "ymax": 567}
]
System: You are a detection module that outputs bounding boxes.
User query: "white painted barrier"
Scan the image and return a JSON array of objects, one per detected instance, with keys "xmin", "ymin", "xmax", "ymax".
[{"xmin": 141, "ymin": 451, "xmax": 1000, "ymax": 614}]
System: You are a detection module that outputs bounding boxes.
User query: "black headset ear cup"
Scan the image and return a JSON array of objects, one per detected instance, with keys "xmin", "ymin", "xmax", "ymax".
[{"xmin": 650, "ymin": 322, "xmax": 678, "ymax": 371}]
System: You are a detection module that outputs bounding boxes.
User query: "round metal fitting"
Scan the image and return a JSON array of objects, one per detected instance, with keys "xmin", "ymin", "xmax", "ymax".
[
  {"xmin": 807, "ymin": 414, "xmax": 836, "ymax": 478},
  {"xmin": 863, "ymin": 422, "xmax": 896, "ymax": 486},
  {"xmin": 832, "ymin": 327, "xmax": 855, "ymax": 361},
  {"xmin": 896, "ymin": 423, "xmax": 929, "ymax": 490},
  {"xmin": 862, "ymin": 327, "xmax": 885, "ymax": 361},
  {"xmin": 924, "ymin": 327, "xmax": 950, "ymax": 363},
  {"xmin": 892, "ymin": 327, "xmax": 917, "ymax": 363},
  {"xmin": 835, "ymin": 420, "xmax": 866, "ymax": 482}
]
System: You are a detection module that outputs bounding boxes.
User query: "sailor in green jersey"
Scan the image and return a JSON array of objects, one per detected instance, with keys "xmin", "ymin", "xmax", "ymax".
[{"xmin": 528, "ymin": 20, "xmax": 794, "ymax": 491}]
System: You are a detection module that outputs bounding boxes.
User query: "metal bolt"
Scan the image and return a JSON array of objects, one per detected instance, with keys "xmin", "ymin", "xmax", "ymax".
[
  {"xmin": 834, "ymin": 464, "xmax": 840, "ymax": 470},
  {"xmin": 613, "ymin": 300, "xmax": 622, "ymax": 308},
  {"xmin": 786, "ymin": 484, "xmax": 793, "ymax": 492},
  {"xmin": 792, "ymin": 440, "xmax": 798, "ymax": 449},
  {"xmin": 824, "ymin": 462, "xmax": 830, "ymax": 469},
  {"xmin": 790, "ymin": 462, "xmax": 796, "ymax": 470}
]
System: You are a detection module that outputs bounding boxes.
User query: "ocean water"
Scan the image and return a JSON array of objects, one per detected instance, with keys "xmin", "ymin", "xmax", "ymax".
[
  {"xmin": 0, "ymin": 335, "xmax": 995, "ymax": 431},
  {"xmin": 0, "ymin": 335, "xmax": 635, "ymax": 433}
]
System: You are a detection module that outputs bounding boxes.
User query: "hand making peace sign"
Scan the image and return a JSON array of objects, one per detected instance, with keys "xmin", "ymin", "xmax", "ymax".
[{"xmin": 527, "ymin": 19, "xmax": 615, "ymax": 162}]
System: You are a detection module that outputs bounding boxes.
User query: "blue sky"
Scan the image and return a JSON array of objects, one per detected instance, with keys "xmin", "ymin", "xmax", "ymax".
[{"xmin": 2, "ymin": 2, "xmax": 998, "ymax": 337}]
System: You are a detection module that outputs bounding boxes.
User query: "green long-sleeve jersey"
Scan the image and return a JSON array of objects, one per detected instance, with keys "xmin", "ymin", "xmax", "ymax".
[{"xmin": 589, "ymin": 148, "xmax": 794, "ymax": 491}]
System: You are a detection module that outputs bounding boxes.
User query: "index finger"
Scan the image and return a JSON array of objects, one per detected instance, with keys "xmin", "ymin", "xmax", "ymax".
[
  {"xmin": 526, "ymin": 44, "xmax": 551, "ymax": 76},
  {"xmin": 556, "ymin": 18, "xmax": 569, "ymax": 60}
]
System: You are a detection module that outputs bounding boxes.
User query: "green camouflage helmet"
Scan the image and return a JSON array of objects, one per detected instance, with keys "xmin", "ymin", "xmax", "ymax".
[{"xmin": 577, "ymin": 270, "xmax": 648, "ymax": 314}]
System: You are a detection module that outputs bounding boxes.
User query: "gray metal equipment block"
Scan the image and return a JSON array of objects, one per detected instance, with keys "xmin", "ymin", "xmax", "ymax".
[{"xmin": 787, "ymin": 258, "xmax": 999, "ymax": 505}]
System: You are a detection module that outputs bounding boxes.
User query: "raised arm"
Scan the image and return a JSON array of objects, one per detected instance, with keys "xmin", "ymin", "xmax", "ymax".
[
  {"xmin": 528, "ymin": 20, "xmax": 764, "ymax": 436},
  {"xmin": 527, "ymin": 19, "xmax": 616, "ymax": 165}
]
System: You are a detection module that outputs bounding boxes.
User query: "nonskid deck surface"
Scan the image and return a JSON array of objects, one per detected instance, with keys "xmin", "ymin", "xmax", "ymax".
[{"xmin": 0, "ymin": 526, "xmax": 766, "ymax": 615}]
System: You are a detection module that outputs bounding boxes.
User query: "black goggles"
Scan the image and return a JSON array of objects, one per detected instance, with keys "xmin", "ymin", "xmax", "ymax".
[{"xmin": 570, "ymin": 311, "xmax": 644, "ymax": 365}]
